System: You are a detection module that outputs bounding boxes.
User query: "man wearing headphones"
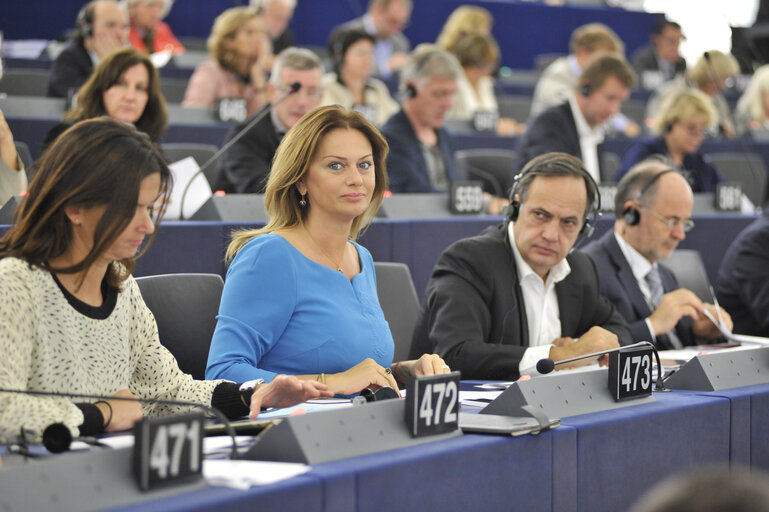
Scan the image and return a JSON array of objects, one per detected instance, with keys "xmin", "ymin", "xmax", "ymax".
[
  {"xmin": 516, "ymin": 53, "xmax": 635, "ymax": 184},
  {"xmin": 46, "ymin": 0, "xmax": 129, "ymax": 98},
  {"xmin": 411, "ymin": 153, "xmax": 630, "ymax": 380},
  {"xmin": 584, "ymin": 160, "xmax": 730, "ymax": 348}
]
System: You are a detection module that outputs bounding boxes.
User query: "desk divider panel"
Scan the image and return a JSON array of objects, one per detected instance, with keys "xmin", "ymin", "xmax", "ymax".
[
  {"xmin": 480, "ymin": 369, "xmax": 655, "ymax": 419},
  {"xmin": 665, "ymin": 347, "xmax": 769, "ymax": 391}
]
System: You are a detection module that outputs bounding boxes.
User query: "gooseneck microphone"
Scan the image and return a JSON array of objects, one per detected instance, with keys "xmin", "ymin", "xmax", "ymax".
[
  {"xmin": 0, "ymin": 388, "xmax": 240, "ymax": 459},
  {"xmin": 177, "ymin": 81, "xmax": 302, "ymax": 220},
  {"xmin": 536, "ymin": 341, "xmax": 667, "ymax": 391}
]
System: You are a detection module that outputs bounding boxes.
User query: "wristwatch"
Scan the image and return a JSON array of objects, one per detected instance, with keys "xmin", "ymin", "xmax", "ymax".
[{"xmin": 239, "ymin": 378, "xmax": 265, "ymax": 407}]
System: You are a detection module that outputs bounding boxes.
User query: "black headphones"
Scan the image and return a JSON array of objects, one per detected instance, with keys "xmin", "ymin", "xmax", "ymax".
[
  {"xmin": 505, "ymin": 154, "xmax": 601, "ymax": 238},
  {"xmin": 404, "ymin": 83, "xmax": 417, "ymax": 98},
  {"xmin": 76, "ymin": 2, "xmax": 96, "ymax": 40},
  {"xmin": 579, "ymin": 83, "xmax": 592, "ymax": 97},
  {"xmin": 663, "ymin": 121, "xmax": 673, "ymax": 133},
  {"xmin": 622, "ymin": 169, "xmax": 676, "ymax": 226}
]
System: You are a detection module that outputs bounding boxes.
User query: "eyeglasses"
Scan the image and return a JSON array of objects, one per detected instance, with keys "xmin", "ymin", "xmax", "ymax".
[
  {"xmin": 642, "ymin": 205, "xmax": 695, "ymax": 232},
  {"xmin": 279, "ymin": 85, "xmax": 323, "ymax": 99}
]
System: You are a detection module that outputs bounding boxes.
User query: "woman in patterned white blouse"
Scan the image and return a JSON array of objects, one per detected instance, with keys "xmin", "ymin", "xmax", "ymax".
[{"xmin": 0, "ymin": 117, "xmax": 329, "ymax": 444}]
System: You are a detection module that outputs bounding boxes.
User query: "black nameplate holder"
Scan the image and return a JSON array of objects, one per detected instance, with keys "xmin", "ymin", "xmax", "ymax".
[
  {"xmin": 133, "ymin": 412, "xmax": 204, "ymax": 491},
  {"xmin": 715, "ymin": 182, "xmax": 742, "ymax": 212},
  {"xmin": 405, "ymin": 371, "xmax": 461, "ymax": 437},
  {"xmin": 608, "ymin": 345, "xmax": 654, "ymax": 401},
  {"xmin": 450, "ymin": 180, "xmax": 484, "ymax": 214},
  {"xmin": 216, "ymin": 98, "xmax": 248, "ymax": 123}
]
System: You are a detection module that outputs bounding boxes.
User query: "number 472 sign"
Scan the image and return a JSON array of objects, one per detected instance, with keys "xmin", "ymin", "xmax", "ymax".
[{"xmin": 405, "ymin": 371, "xmax": 461, "ymax": 437}]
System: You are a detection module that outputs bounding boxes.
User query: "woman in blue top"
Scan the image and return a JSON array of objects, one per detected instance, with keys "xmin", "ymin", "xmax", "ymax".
[{"xmin": 206, "ymin": 105, "xmax": 448, "ymax": 395}]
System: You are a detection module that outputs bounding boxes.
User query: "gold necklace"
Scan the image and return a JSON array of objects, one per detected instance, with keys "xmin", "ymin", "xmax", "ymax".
[{"xmin": 304, "ymin": 226, "xmax": 345, "ymax": 273}]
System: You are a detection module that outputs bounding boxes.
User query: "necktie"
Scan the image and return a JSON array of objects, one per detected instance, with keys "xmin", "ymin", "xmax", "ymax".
[{"xmin": 645, "ymin": 266, "xmax": 683, "ymax": 349}]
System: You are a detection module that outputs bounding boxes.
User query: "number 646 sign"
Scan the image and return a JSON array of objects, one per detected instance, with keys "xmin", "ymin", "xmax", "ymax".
[{"xmin": 405, "ymin": 372, "xmax": 461, "ymax": 437}]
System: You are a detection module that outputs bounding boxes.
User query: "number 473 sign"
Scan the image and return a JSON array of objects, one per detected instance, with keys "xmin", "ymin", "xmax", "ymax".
[
  {"xmin": 608, "ymin": 346, "xmax": 654, "ymax": 402},
  {"xmin": 405, "ymin": 371, "xmax": 461, "ymax": 437}
]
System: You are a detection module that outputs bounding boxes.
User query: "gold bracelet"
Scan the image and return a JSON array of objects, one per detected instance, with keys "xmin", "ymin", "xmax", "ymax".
[{"xmin": 317, "ymin": 373, "xmax": 326, "ymax": 385}]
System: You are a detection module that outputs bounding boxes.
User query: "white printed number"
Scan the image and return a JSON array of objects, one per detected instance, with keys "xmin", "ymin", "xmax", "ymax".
[
  {"xmin": 149, "ymin": 422, "xmax": 200, "ymax": 479},
  {"xmin": 418, "ymin": 381, "xmax": 458, "ymax": 427},
  {"xmin": 621, "ymin": 355, "xmax": 651, "ymax": 392},
  {"xmin": 455, "ymin": 186, "xmax": 483, "ymax": 213}
]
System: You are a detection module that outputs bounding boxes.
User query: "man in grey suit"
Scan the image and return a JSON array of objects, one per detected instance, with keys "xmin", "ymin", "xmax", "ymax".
[{"xmin": 333, "ymin": 0, "xmax": 412, "ymax": 79}]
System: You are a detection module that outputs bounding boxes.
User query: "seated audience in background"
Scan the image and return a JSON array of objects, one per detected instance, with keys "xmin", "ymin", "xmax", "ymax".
[
  {"xmin": 251, "ymin": 0, "xmax": 296, "ymax": 56},
  {"xmin": 631, "ymin": 18, "xmax": 687, "ymax": 90},
  {"xmin": 127, "ymin": 0, "xmax": 184, "ymax": 55},
  {"xmin": 629, "ymin": 465, "xmax": 769, "ymax": 512},
  {"xmin": 183, "ymin": 7, "xmax": 269, "ymax": 117},
  {"xmin": 332, "ymin": 0, "xmax": 412, "ymax": 79},
  {"xmin": 448, "ymin": 33, "xmax": 524, "ymax": 136},
  {"xmin": 617, "ymin": 88, "xmax": 723, "ymax": 192},
  {"xmin": 215, "ymin": 47, "xmax": 324, "ymax": 193},
  {"xmin": 516, "ymin": 53, "xmax": 636, "ymax": 182},
  {"xmin": 411, "ymin": 153, "xmax": 630, "ymax": 380},
  {"xmin": 320, "ymin": 29, "xmax": 399, "ymax": 126},
  {"xmin": 530, "ymin": 23, "xmax": 640, "ymax": 138},
  {"xmin": 43, "ymin": 47, "xmax": 167, "ymax": 149},
  {"xmin": 645, "ymin": 50, "xmax": 739, "ymax": 138},
  {"xmin": 381, "ymin": 44, "xmax": 460, "ymax": 193},
  {"xmin": 584, "ymin": 160, "xmax": 730, "ymax": 349},
  {"xmin": 0, "ymin": 111, "xmax": 28, "ymax": 205},
  {"xmin": 435, "ymin": 5, "xmax": 493, "ymax": 53},
  {"xmin": 735, "ymin": 64, "xmax": 769, "ymax": 137},
  {"xmin": 206, "ymin": 106, "xmax": 449, "ymax": 394},
  {"xmin": 716, "ymin": 210, "xmax": 769, "ymax": 337},
  {"xmin": 0, "ymin": 118, "xmax": 329, "ymax": 444},
  {"xmin": 46, "ymin": 0, "xmax": 129, "ymax": 98}
]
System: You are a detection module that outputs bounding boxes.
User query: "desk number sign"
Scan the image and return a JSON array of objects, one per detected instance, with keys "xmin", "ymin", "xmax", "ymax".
[
  {"xmin": 133, "ymin": 412, "xmax": 205, "ymax": 491},
  {"xmin": 405, "ymin": 371, "xmax": 461, "ymax": 437},
  {"xmin": 450, "ymin": 181, "xmax": 484, "ymax": 214},
  {"xmin": 608, "ymin": 346, "xmax": 654, "ymax": 402}
]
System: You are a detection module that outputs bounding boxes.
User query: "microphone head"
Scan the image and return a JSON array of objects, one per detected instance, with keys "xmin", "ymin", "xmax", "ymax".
[
  {"xmin": 536, "ymin": 358, "xmax": 555, "ymax": 375},
  {"xmin": 289, "ymin": 81, "xmax": 301, "ymax": 93},
  {"xmin": 42, "ymin": 423, "xmax": 72, "ymax": 453}
]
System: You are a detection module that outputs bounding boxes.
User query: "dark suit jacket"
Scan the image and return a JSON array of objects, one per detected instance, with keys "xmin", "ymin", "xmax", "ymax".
[
  {"xmin": 631, "ymin": 44, "xmax": 687, "ymax": 79},
  {"xmin": 381, "ymin": 109, "xmax": 456, "ymax": 193},
  {"xmin": 46, "ymin": 40, "xmax": 93, "ymax": 98},
  {"xmin": 515, "ymin": 102, "xmax": 603, "ymax": 175},
  {"xmin": 583, "ymin": 230, "xmax": 695, "ymax": 349},
  {"xmin": 214, "ymin": 113, "xmax": 282, "ymax": 193},
  {"xmin": 716, "ymin": 212, "xmax": 769, "ymax": 336},
  {"xmin": 411, "ymin": 224, "xmax": 631, "ymax": 380}
]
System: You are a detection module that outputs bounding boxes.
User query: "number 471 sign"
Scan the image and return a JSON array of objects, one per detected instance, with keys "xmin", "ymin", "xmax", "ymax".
[{"xmin": 405, "ymin": 371, "xmax": 461, "ymax": 437}]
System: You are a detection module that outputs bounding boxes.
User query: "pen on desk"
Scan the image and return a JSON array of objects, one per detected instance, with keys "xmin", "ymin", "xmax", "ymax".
[{"xmin": 708, "ymin": 285, "xmax": 726, "ymax": 329}]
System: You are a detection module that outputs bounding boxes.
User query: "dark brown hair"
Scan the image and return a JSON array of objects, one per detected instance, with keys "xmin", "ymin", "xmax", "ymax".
[
  {"xmin": 0, "ymin": 117, "xmax": 172, "ymax": 288},
  {"xmin": 66, "ymin": 47, "xmax": 167, "ymax": 141}
]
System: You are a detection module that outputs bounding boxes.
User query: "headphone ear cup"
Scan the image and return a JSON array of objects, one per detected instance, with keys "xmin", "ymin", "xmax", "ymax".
[
  {"xmin": 623, "ymin": 206, "xmax": 641, "ymax": 226},
  {"xmin": 579, "ymin": 84, "xmax": 591, "ymax": 97},
  {"xmin": 405, "ymin": 84, "xmax": 417, "ymax": 98},
  {"xmin": 507, "ymin": 201, "xmax": 520, "ymax": 222},
  {"xmin": 663, "ymin": 122, "xmax": 673, "ymax": 133}
]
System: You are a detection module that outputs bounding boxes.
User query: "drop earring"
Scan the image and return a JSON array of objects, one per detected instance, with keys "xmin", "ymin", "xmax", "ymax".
[{"xmin": 299, "ymin": 194, "xmax": 307, "ymax": 208}]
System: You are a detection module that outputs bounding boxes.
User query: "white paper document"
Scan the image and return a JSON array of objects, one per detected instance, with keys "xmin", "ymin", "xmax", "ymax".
[
  {"xmin": 203, "ymin": 459, "xmax": 310, "ymax": 490},
  {"xmin": 165, "ymin": 156, "xmax": 212, "ymax": 220}
]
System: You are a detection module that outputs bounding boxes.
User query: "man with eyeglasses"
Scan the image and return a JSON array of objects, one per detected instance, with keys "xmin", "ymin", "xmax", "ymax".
[
  {"xmin": 215, "ymin": 47, "xmax": 324, "ymax": 194},
  {"xmin": 584, "ymin": 160, "xmax": 731, "ymax": 349}
]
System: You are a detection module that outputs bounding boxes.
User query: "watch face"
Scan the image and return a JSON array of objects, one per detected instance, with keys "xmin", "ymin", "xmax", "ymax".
[{"xmin": 239, "ymin": 378, "xmax": 265, "ymax": 392}]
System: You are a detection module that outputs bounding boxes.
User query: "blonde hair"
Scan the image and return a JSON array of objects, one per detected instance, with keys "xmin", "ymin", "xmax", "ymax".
[
  {"xmin": 652, "ymin": 88, "xmax": 717, "ymax": 134},
  {"xmin": 207, "ymin": 7, "xmax": 261, "ymax": 71},
  {"xmin": 736, "ymin": 64, "xmax": 769, "ymax": 123},
  {"xmin": 226, "ymin": 106, "xmax": 389, "ymax": 261},
  {"xmin": 436, "ymin": 5, "xmax": 493, "ymax": 53},
  {"xmin": 452, "ymin": 33, "xmax": 500, "ymax": 69},
  {"xmin": 688, "ymin": 50, "xmax": 739, "ymax": 89},
  {"xmin": 570, "ymin": 23, "xmax": 624, "ymax": 55}
]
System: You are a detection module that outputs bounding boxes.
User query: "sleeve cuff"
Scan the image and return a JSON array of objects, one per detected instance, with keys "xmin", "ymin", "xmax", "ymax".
[
  {"xmin": 644, "ymin": 318, "xmax": 657, "ymax": 342},
  {"xmin": 211, "ymin": 381, "xmax": 250, "ymax": 420},
  {"xmin": 519, "ymin": 344, "xmax": 555, "ymax": 376},
  {"xmin": 75, "ymin": 403, "xmax": 105, "ymax": 436}
]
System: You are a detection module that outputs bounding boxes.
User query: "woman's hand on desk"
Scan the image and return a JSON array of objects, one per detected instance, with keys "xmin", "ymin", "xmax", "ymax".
[
  {"xmin": 97, "ymin": 389, "xmax": 143, "ymax": 432},
  {"xmin": 325, "ymin": 358, "xmax": 400, "ymax": 396},
  {"xmin": 392, "ymin": 354, "xmax": 451, "ymax": 381},
  {"xmin": 248, "ymin": 375, "xmax": 332, "ymax": 419}
]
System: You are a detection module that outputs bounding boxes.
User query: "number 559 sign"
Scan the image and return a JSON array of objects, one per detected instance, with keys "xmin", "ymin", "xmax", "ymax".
[{"xmin": 405, "ymin": 372, "xmax": 461, "ymax": 437}]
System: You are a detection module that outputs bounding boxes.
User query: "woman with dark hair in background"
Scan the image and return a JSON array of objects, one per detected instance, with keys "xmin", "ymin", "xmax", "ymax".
[
  {"xmin": 0, "ymin": 117, "xmax": 329, "ymax": 444},
  {"xmin": 183, "ymin": 7, "xmax": 270, "ymax": 117},
  {"xmin": 43, "ymin": 46, "xmax": 168, "ymax": 149},
  {"xmin": 320, "ymin": 29, "xmax": 398, "ymax": 126}
]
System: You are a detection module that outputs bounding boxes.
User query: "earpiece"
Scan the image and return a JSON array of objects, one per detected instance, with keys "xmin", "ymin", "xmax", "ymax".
[
  {"xmin": 405, "ymin": 83, "xmax": 417, "ymax": 98},
  {"xmin": 579, "ymin": 83, "xmax": 592, "ymax": 97},
  {"xmin": 76, "ymin": 2, "xmax": 95, "ymax": 40},
  {"xmin": 622, "ymin": 169, "xmax": 676, "ymax": 227},
  {"xmin": 663, "ymin": 122, "xmax": 673, "ymax": 133}
]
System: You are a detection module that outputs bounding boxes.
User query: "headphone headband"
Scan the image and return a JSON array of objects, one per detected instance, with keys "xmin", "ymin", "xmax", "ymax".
[{"xmin": 622, "ymin": 168, "xmax": 676, "ymax": 226}]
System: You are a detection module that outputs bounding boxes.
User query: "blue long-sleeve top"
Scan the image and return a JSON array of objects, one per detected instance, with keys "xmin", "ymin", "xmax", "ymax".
[{"xmin": 205, "ymin": 233, "xmax": 394, "ymax": 383}]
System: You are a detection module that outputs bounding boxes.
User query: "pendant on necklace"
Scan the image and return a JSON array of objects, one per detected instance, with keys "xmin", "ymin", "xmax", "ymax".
[{"xmin": 337, "ymin": 266, "xmax": 343, "ymax": 272}]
